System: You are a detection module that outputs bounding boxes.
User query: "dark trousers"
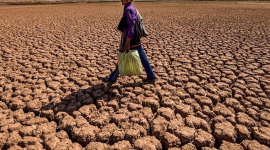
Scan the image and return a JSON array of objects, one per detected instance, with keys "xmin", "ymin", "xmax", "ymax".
[{"xmin": 109, "ymin": 45, "xmax": 156, "ymax": 81}]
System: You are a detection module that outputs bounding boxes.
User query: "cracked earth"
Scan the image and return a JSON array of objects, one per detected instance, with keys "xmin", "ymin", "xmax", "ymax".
[{"xmin": 0, "ymin": 2, "xmax": 270, "ymax": 150}]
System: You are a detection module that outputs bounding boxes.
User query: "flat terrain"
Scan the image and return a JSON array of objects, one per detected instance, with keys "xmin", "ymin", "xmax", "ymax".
[{"xmin": 0, "ymin": 2, "xmax": 270, "ymax": 150}]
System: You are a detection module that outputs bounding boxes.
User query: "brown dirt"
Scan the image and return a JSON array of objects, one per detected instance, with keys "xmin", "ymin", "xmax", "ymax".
[{"xmin": 0, "ymin": 1, "xmax": 270, "ymax": 150}]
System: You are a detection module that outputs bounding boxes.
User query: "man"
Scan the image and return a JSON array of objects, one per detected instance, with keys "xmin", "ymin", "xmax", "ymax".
[{"xmin": 102, "ymin": 0, "xmax": 157, "ymax": 83}]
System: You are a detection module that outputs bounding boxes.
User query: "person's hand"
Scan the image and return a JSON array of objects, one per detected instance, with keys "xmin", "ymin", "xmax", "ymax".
[
  {"xmin": 124, "ymin": 38, "xmax": 131, "ymax": 53},
  {"xmin": 124, "ymin": 43, "xmax": 130, "ymax": 53}
]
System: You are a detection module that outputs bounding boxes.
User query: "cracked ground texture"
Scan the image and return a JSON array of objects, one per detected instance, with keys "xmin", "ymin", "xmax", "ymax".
[{"xmin": 0, "ymin": 1, "xmax": 270, "ymax": 150}]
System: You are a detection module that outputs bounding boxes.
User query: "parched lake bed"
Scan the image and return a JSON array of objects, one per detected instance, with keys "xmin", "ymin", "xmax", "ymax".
[{"xmin": 0, "ymin": 2, "xmax": 270, "ymax": 150}]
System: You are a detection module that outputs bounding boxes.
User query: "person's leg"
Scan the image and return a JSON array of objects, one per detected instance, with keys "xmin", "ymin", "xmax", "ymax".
[
  {"xmin": 109, "ymin": 65, "xmax": 119, "ymax": 82},
  {"xmin": 137, "ymin": 46, "xmax": 156, "ymax": 79}
]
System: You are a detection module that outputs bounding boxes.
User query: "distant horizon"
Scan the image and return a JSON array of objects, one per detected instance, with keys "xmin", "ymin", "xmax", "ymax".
[
  {"xmin": 0, "ymin": 0, "xmax": 270, "ymax": 2},
  {"xmin": 1, "ymin": 0, "xmax": 269, "ymax": 4}
]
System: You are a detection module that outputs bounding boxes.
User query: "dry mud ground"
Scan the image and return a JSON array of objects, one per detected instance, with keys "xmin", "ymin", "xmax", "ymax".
[{"xmin": 0, "ymin": 2, "xmax": 270, "ymax": 150}]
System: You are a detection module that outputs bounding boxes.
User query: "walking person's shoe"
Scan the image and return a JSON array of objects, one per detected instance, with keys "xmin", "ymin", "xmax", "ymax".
[
  {"xmin": 143, "ymin": 77, "xmax": 157, "ymax": 83},
  {"xmin": 102, "ymin": 78, "xmax": 116, "ymax": 83}
]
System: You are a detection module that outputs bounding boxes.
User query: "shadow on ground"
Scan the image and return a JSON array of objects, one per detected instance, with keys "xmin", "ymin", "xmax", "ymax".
[{"xmin": 39, "ymin": 80, "xmax": 151, "ymax": 122}]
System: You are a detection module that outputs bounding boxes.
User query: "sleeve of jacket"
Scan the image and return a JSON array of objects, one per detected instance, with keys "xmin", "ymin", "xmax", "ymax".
[{"xmin": 126, "ymin": 8, "xmax": 137, "ymax": 38}]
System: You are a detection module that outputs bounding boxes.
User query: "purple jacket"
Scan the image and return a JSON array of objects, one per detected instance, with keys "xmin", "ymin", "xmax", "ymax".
[{"xmin": 122, "ymin": 3, "xmax": 137, "ymax": 45}]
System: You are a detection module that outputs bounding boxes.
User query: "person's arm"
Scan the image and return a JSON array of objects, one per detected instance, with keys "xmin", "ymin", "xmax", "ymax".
[
  {"xmin": 124, "ymin": 8, "xmax": 136, "ymax": 51},
  {"xmin": 124, "ymin": 38, "xmax": 131, "ymax": 52}
]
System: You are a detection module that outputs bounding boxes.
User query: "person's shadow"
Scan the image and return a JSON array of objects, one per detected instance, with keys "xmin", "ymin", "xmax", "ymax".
[
  {"xmin": 37, "ymin": 78, "xmax": 156, "ymax": 147},
  {"xmin": 39, "ymin": 80, "xmax": 150, "ymax": 122}
]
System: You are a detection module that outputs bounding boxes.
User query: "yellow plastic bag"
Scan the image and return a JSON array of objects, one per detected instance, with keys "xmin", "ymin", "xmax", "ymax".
[{"xmin": 118, "ymin": 49, "xmax": 143, "ymax": 76}]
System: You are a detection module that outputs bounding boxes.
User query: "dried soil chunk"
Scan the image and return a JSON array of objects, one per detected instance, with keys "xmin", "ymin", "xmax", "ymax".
[
  {"xmin": 111, "ymin": 113, "xmax": 129, "ymax": 126},
  {"xmin": 26, "ymin": 142, "xmax": 44, "ymax": 150},
  {"xmin": 181, "ymin": 143, "xmax": 197, "ymax": 150},
  {"xmin": 246, "ymin": 108, "xmax": 259, "ymax": 121},
  {"xmin": 19, "ymin": 125, "xmax": 37, "ymax": 137},
  {"xmin": 59, "ymin": 115, "xmax": 76, "ymax": 132},
  {"xmin": 134, "ymin": 136, "xmax": 162, "ymax": 150},
  {"xmin": 201, "ymin": 147, "xmax": 218, "ymax": 150},
  {"xmin": 0, "ymin": 132, "xmax": 9, "ymax": 149},
  {"xmin": 183, "ymin": 98, "xmax": 202, "ymax": 112},
  {"xmin": 161, "ymin": 98, "xmax": 176, "ymax": 109},
  {"xmin": 72, "ymin": 125, "xmax": 100, "ymax": 147},
  {"xmin": 5, "ymin": 131, "xmax": 22, "ymax": 149},
  {"xmin": 175, "ymin": 127, "xmax": 196, "ymax": 144},
  {"xmin": 206, "ymin": 93, "xmax": 220, "ymax": 105},
  {"xmin": 186, "ymin": 115, "xmax": 211, "ymax": 133},
  {"xmin": 112, "ymin": 130, "xmax": 125, "ymax": 143},
  {"xmin": 36, "ymin": 121, "xmax": 57, "ymax": 137},
  {"xmin": 9, "ymin": 100, "xmax": 26, "ymax": 110},
  {"xmin": 0, "ymin": 101, "xmax": 8, "ymax": 110},
  {"xmin": 56, "ymin": 130, "xmax": 69, "ymax": 139},
  {"xmin": 110, "ymin": 140, "xmax": 132, "ymax": 150},
  {"xmin": 175, "ymin": 103, "xmax": 194, "ymax": 118},
  {"xmin": 47, "ymin": 81, "xmax": 61, "ymax": 90},
  {"xmin": 157, "ymin": 107, "xmax": 175, "ymax": 121},
  {"xmin": 85, "ymin": 142, "xmax": 109, "ymax": 150},
  {"xmin": 157, "ymin": 90, "xmax": 171, "ymax": 100},
  {"xmin": 102, "ymin": 123, "xmax": 119, "ymax": 133},
  {"xmin": 209, "ymin": 115, "xmax": 227, "ymax": 129},
  {"xmin": 130, "ymin": 115, "xmax": 149, "ymax": 130},
  {"xmin": 241, "ymin": 140, "xmax": 270, "ymax": 150},
  {"xmin": 189, "ymin": 76, "xmax": 200, "ymax": 84},
  {"xmin": 151, "ymin": 116, "xmax": 168, "ymax": 139},
  {"xmin": 246, "ymin": 97, "xmax": 263, "ymax": 109},
  {"xmin": 173, "ymin": 89, "xmax": 190, "ymax": 99},
  {"xmin": 8, "ymin": 145, "xmax": 23, "ymax": 150},
  {"xmin": 87, "ymin": 111, "xmax": 111, "ymax": 128},
  {"xmin": 125, "ymin": 129, "xmax": 140, "ymax": 143},
  {"xmin": 92, "ymin": 89, "xmax": 105, "ymax": 99},
  {"xmin": 161, "ymin": 132, "xmax": 181, "ymax": 149},
  {"xmin": 167, "ymin": 114, "xmax": 185, "ymax": 134},
  {"xmin": 79, "ymin": 104, "xmax": 97, "ymax": 117},
  {"xmin": 19, "ymin": 136, "xmax": 40, "ymax": 148},
  {"xmin": 220, "ymin": 141, "xmax": 243, "ymax": 150},
  {"xmin": 54, "ymin": 112, "xmax": 68, "ymax": 122},
  {"xmin": 236, "ymin": 112, "xmax": 257, "ymax": 127},
  {"xmin": 218, "ymin": 90, "xmax": 232, "ymax": 102},
  {"xmin": 252, "ymin": 127, "xmax": 270, "ymax": 146},
  {"xmin": 225, "ymin": 98, "xmax": 245, "ymax": 112},
  {"xmin": 142, "ymin": 97, "xmax": 160, "ymax": 112},
  {"xmin": 202, "ymin": 106, "xmax": 216, "ymax": 118},
  {"xmin": 134, "ymin": 87, "xmax": 144, "ymax": 95},
  {"xmin": 214, "ymin": 121, "xmax": 237, "ymax": 143},
  {"xmin": 193, "ymin": 129, "xmax": 215, "ymax": 148},
  {"xmin": 54, "ymin": 138, "xmax": 73, "ymax": 150},
  {"xmin": 213, "ymin": 103, "xmax": 234, "ymax": 117},
  {"xmin": 168, "ymin": 148, "xmax": 181, "ymax": 150},
  {"xmin": 236, "ymin": 124, "xmax": 251, "ymax": 141},
  {"xmin": 196, "ymin": 111, "xmax": 210, "ymax": 122},
  {"xmin": 70, "ymin": 143, "xmax": 83, "ymax": 150},
  {"xmin": 194, "ymin": 95, "xmax": 213, "ymax": 108},
  {"xmin": 97, "ymin": 131, "xmax": 110, "ymax": 143},
  {"xmin": 40, "ymin": 109, "xmax": 54, "ymax": 121},
  {"xmin": 8, "ymin": 122, "xmax": 22, "ymax": 132},
  {"xmin": 27, "ymin": 116, "xmax": 48, "ymax": 126},
  {"xmin": 127, "ymin": 103, "xmax": 142, "ymax": 111},
  {"xmin": 260, "ymin": 111, "xmax": 270, "ymax": 123},
  {"xmin": 27, "ymin": 99, "xmax": 42, "ymax": 112},
  {"xmin": 140, "ymin": 108, "xmax": 154, "ymax": 122}
]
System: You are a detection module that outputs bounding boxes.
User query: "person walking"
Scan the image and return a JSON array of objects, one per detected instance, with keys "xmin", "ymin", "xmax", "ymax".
[{"xmin": 102, "ymin": 0, "xmax": 157, "ymax": 83}]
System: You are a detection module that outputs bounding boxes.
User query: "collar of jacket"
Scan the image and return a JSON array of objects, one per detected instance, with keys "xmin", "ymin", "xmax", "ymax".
[{"xmin": 124, "ymin": 3, "xmax": 132, "ymax": 9}]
